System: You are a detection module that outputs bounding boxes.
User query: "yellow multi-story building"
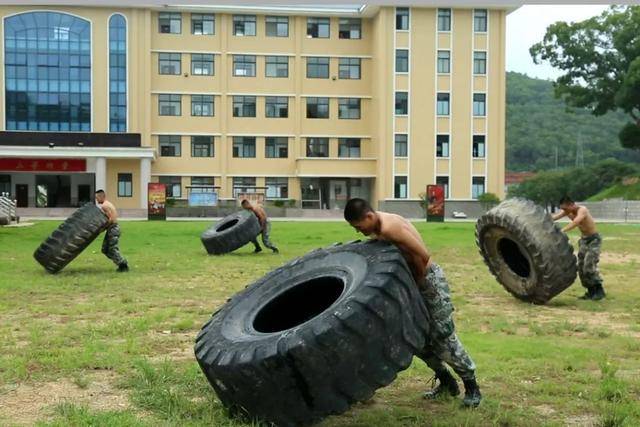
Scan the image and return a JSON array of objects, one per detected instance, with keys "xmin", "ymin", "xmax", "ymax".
[{"xmin": 0, "ymin": 3, "xmax": 518, "ymax": 216}]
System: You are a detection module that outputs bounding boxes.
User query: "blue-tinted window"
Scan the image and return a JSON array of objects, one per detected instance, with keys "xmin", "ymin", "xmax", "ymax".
[
  {"xmin": 109, "ymin": 14, "xmax": 127, "ymax": 132},
  {"xmin": 4, "ymin": 12, "xmax": 91, "ymax": 131}
]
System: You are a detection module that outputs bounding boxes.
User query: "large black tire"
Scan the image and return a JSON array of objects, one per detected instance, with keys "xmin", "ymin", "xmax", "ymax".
[
  {"xmin": 200, "ymin": 211, "xmax": 261, "ymax": 255},
  {"xmin": 475, "ymin": 198, "xmax": 577, "ymax": 304},
  {"xmin": 194, "ymin": 240, "xmax": 430, "ymax": 426},
  {"xmin": 33, "ymin": 203, "xmax": 109, "ymax": 274}
]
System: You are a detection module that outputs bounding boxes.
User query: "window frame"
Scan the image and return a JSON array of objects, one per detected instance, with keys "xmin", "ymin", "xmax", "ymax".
[
  {"xmin": 394, "ymin": 134, "xmax": 408, "ymax": 157},
  {"xmin": 159, "ymin": 12, "xmax": 181, "ymax": 34},
  {"xmin": 395, "ymin": 7, "xmax": 410, "ymax": 31},
  {"xmin": 265, "ymin": 96, "xmax": 289, "ymax": 118},
  {"xmin": 436, "ymin": 92, "xmax": 450, "ymax": 116},
  {"xmin": 232, "ymin": 95, "xmax": 257, "ymax": 118},
  {"xmin": 338, "ymin": 98, "xmax": 361, "ymax": 120},
  {"xmin": 233, "ymin": 54, "xmax": 256, "ymax": 77},
  {"xmin": 395, "ymin": 91, "xmax": 408, "ymax": 115},
  {"xmin": 436, "ymin": 134, "xmax": 450, "ymax": 158},
  {"xmin": 117, "ymin": 173, "xmax": 133, "ymax": 197},
  {"xmin": 306, "ymin": 97, "xmax": 329, "ymax": 119},
  {"xmin": 191, "ymin": 135, "xmax": 214, "ymax": 157},
  {"xmin": 191, "ymin": 94, "xmax": 214, "ymax": 117},
  {"xmin": 265, "ymin": 55, "xmax": 289, "ymax": 78},
  {"xmin": 307, "ymin": 17, "xmax": 330, "ymax": 38},
  {"xmin": 191, "ymin": 13, "xmax": 215, "ymax": 35},
  {"xmin": 265, "ymin": 16, "xmax": 289, "ymax": 37},
  {"xmin": 233, "ymin": 15, "xmax": 256, "ymax": 36},
  {"xmin": 232, "ymin": 136, "xmax": 256, "ymax": 158},
  {"xmin": 191, "ymin": 53, "xmax": 214, "ymax": 76},
  {"xmin": 265, "ymin": 137, "xmax": 289, "ymax": 158},
  {"xmin": 338, "ymin": 138, "xmax": 361, "ymax": 158},
  {"xmin": 395, "ymin": 49, "xmax": 409, "ymax": 73},
  {"xmin": 306, "ymin": 137, "xmax": 329, "ymax": 157},
  {"xmin": 394, "ymin": 176, "xmax": 408, "ymax": 199},
  {"xmin": 159, "ymin": 135, "xmax": 182, "ymax": 157},
  {"xmin": 158, "ymin": 94, "xmax": 181, "ymax": 116},
  {"xmin": 437, "ymin": 8, "xmax": 451, "ymax": 32},
  {"xmin": 473, "ymin": 93, "xmax": 486, "ymax": 116},
  {"xmin": 339, "ymin": 18, "xmax": 361, "ymax": 39}
]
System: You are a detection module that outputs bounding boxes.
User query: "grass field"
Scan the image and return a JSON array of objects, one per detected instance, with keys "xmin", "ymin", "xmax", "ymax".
[{"xmin": 1, "ymin": 220, "xmax": 639, "ymax": 427}]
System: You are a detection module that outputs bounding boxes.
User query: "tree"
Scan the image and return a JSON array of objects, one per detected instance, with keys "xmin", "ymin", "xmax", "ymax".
[
  {"xmin": 530, "ymin": 6, "xmax": 640, "ymax": 150},
  {"xmin": 477, "ymin": 192, "xmax": 500, "ymax": 211}
]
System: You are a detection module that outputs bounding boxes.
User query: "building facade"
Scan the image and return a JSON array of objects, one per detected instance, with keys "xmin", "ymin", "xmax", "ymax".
[{"xmin": 0, "ymin": 3, "xmax": 517, "ymax": 215}]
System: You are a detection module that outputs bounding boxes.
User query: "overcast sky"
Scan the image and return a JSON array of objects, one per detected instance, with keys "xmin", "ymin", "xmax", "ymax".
[{"xmin": 506, "ymin": 5, "xmax": 610, "ymax": 80}]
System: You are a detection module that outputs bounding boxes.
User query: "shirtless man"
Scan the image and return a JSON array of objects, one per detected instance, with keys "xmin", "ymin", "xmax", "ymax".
[
  {"xmin": 241, "ymin": 199, "xmax": 279, "ymax": 254},
  {"xmin": 343, "ymin": 198, "xmax": 481, "ymax": 408},
  {"xmin": 95, "ymin": 190, "xmax": 129, "ymax": 272},
  {"xmin": 552, "ymin": 195, "xmax": 604, "ymax": 300}
]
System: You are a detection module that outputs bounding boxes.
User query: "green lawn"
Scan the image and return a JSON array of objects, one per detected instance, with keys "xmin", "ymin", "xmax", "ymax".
[{"xmin": 1, "ymin": 220, "xmax": 639, "ymax": 426}]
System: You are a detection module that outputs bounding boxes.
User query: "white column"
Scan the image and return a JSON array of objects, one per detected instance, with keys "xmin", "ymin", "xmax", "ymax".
[
  {"xmin": 140, "ymin": 157, "xmax": 151, "ymax": 209},
  {"xmin": 95, "ymin": 157, "xmax": 107, "ymax": 193}
]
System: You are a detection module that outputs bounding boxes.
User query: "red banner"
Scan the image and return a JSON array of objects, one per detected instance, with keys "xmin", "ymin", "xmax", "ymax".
[
  {"xmin": 148, "ymin": 182, "xmax": 167, "ymax": 220},
  {"xmin": 0, "ymin": 158, "xmax": 86, "ymax": 172},
  {"xmin": 426, "ymin": 184, "xmax": 445, "ymax": 222}
]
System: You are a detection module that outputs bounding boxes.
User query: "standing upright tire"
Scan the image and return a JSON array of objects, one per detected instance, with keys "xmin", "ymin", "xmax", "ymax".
[
  {"xmin": 194, "ymin": 240, "xmax": 430, "ymax": 426},
  {"xmin": 200, "ymin": 211, "xmax": 261, "ymax": 255},
  {"xmin": 33, "ymin": 203, "xmax": 109, "ymax": 274},
  {"xmin": 475, "ymin": 198, "xmax": 577, "ymax": 304}
]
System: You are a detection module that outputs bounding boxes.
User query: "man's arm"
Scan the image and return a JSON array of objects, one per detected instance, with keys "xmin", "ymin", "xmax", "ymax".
[
  {"xmin": 101, "ymin": 204, "xmax": 116, "ymax": 224},
  {"xmin": 255, "ymin": 208, "xmax": 267, "ymax": 228},
  {"xmin": 562, "ymin": 208, "xmax": 585, "ymax": 233},
  {"xmin": 384, "ymin": 223, "xmax": 430, "ymax": 283},
  {"xmin": 551, "ymin": 210, "xmax": 567, "ymax": 221}
]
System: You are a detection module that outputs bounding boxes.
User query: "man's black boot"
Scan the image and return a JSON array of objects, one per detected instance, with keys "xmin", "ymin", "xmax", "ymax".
[
  {"xmin": 253, "ymin": 246, "xmax": 263, "ymax": 253},
  {"xmin": 423, "ymin": 369, "xmax": 460, "ymax": 399},
  {"xmin": 591, "ymin": 284, "xmax": 606, "ymax": 301},
  {"xmin": 462, "ymin": 378, "xmax": 482, "ymax": 408},
  {"xmin": 117, "ymin": 262, "xmax": 129, "ymax": 272},
  {"xmin": 578, "ymin": 287, "xmax": 594, "ymax": 300}
]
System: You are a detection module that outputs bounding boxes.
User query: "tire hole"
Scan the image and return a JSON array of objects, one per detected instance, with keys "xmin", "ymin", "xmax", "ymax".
[
  {"xmin": 253, "ymin": 277, "xmax": 345, "ymax": 333},
  {"xmin": 498, "ymin": 238, "xmax": 531, "ymax": 278},
  {"xmin": 216, "ymin": 219, "xmax": 239, "ymax": 232}
]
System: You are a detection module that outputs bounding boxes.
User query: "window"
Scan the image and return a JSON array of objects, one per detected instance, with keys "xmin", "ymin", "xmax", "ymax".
[
  {"xmin": 4, "ymin": 11, "xmax": 91, "ymax": 131},
  {"xmin": 396, "ymin": 8, "xmax": 409, "ymax": 30},
  {"xmin": 159, "ymin": 176, "xmax": 182, "ymax": 198},
  {"xmin": 472, "ymin": 177, "xmax": 485, "ymax": 199},
  {"xmin": 437, "ymin": 93, "xmax": 450, "ymax": 116},
  {"xmin": 233, "ymin": 15, "xmax": 256, "ymax": 36},
  {"xmin": 191, "ymin": 95, "xmax": 214, "ymax": 116},
  {"xmin": 233, "ymin": 96, "xmax": 256, "ymax": 117},
  {"xmin": 109, "ymin": 14, "xmax": 127, "ymax": 132},
  {"xmin": 436, "ymin": 135, "xmax": 450, "ymax": 157},
  {"xmin": 306, "ymin": 138, "xmax": 329, "ymax": 157},
  {"xmin": 474, "ymin": 51, "xmax": 487, "ymax": 74},
  {"xmin": 0, "ymin": 175, "xmax": 10, "ymax": 196},
  {"xmin": 396, "ymin": 49, "xmax": 408, "ymax": 73},
  {"xmin": 339, "ymin": 58, "xmax": 361, "ymax": 79},
  {"xmin": 339, "ymin": 98, "xmax": 361, "ymax": 119},
  {"xmin": 473, "ymin": 135, "xmax": 486, "ymax": 158},
  {"xmin": 307, "ymin": 57, "xmax": 330, "ymax": 78},
  {"xmin": 266, "ymin": 177, "xmax": 288, "ymax": 199},
  {"xmin": 394, "ymin": 134, "xmax": 408, "ymax": 157},
  {"xmin": 394, "ymin": 176, "xmax": 407, "ymax": 199},
  {"xmin": 158, "ymin": 94, "xmax": 181, "ymax": 116},
  {"xmin": 192, "ymin": 13, "xmax": 214, "ymax": 35},
  {"xmin": 117, "ymin": 173, "xmax": 132, "ymax": 197},
  {"xmin": 233, "ymin": 137, "xmax": 256, "ymax": 158},
  {"xmin": 437, "ymin": 50, "xmax": 450, "ymax": 73},
  {"xmin": 191, "ymin": 176, "xmax": 215, "ymax": 192},
  {"xmin": 266, "ymin": 16, "xmax": 288, "ymax": 37},
  {"xmin": 191, "ymin": 136, "xmax": 214, "ymax": 157},
  {"xmin": 233, "ymin": 55, "xmax": 256, "ymax": 77},
  {"xmin": 436, "ymin": 176, "xmax": 449, "ymax": 199},
  {"xmin": 159, "ymin": 135, "xmax": 181, "ymax": 157},
  {"xmin": 265, "ymin": 97, "xmax": 288, "ymax": 118},
  {"xmin": 233, "ymin": 177, "xmax": 256, "ymax": 197},
  {"xmin": 307, "ymin": 17, "xmax": 330, "ymax": 38},
  {"xmin": 339, "ymin": 18, "xmax": 361, "ymax": 39},
  {"xmin": 159, "ymin": 53, "xmax": 181, "ymax": 75},
  {"xmin": 473, "ymin": 93, "xmax": 486, "ymax": 116},
  {"xmin": 306, "ymin": 97, "xmax": 329, "ymax": 119},
  {"xmin": 192, "ymin": 54, "xmax": 214, "ymax": 76},
  {"xmin": 265, "ymin": 137, "xmax": 288, "ymax": 158},
  {"xmin": 159, "ymin": 12, "xmax": 181, "ymax": 34},
  {"xmin": 395, "ymin": 92, "xmax": 408, "ymax": 115},
  {"xmin": 265, "ymin": 56, "xmax": 289, "ymax": 78},
  {"xmin": 438, "ymin": 9, "xmax": 451, "ymax": 31},
  {"xmin": 338, "ymin": 138, "xmax": 361, "ymax": 158},
  {"xmin": 474, "ymin": 9, "xmax": 488, "ymax": 32}
]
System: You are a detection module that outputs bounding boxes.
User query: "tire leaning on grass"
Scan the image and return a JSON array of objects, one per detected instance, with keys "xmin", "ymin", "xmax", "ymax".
[
  {"xmin": 194, "ymin": 239, "xmax": 430, "ymax": 427},
  {"xmin": 200, "ymin": 211, "xmax": 261, "ymax": 255},
  {"xmin": 475, "ymin": 198, "xmax": 577, "ymax": 304},
  {"xmin": 33, "ymin": 203, "xmax": 109, "ymax": 274}
]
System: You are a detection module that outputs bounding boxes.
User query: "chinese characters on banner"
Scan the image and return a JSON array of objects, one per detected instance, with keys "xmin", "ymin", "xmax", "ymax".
[
  {"xmin": 148, "ymin": 183, "xmax": 167, "ymax": 220},
  {"xmin": 426, "ymin": 184, "xmax": 445, "ymax": 222},
  {"xmin": 0, "ymin": 158, "xmax": 86, "ymax": 172}
]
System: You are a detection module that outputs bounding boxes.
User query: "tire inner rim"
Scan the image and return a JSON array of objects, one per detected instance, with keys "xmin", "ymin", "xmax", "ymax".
[
  {"xmin": 216, "ymin": 218, "xmax": 239, "ymax": 232},
  {"xmin": 497, "ymin": 238, "xmax": 531, "ymax": 278},
  {"xmin": 253, "ymin": 276, "xmax": 345, "ymax": 333}
]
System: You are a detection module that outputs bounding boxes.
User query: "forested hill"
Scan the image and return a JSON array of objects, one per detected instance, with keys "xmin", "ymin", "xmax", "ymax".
[{"xmin": 506, "ymin": 72, "xmax": 640, "ymax": 172}]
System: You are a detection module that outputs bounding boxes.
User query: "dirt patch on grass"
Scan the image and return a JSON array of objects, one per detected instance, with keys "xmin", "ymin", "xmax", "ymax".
[
  {"xmin": 600, "ymin": 252, "xmax": 640, "ymax": 264},
  {"xmin": 564, "ymin": 414, "xmax": 598, "ymax": 426},
  {"xmin": 0, "ymin": 371, "xmax": 128, "ymax": 425}
]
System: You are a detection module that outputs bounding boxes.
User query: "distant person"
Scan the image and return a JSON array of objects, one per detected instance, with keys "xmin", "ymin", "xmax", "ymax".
[
  {"xmin": 241, "ymin": 199, "xmax": 279, "ymax": 254},
  {"xmin": 343, "ymin": 198, "xmax": 481, "ymax": 408},
  {"xmin": 552, "ymin": 196, "xmax": 604, "ymax": 300},
  {"xmin": 95, "ymin": 190, "xmax": 129, "ymax": 272}
]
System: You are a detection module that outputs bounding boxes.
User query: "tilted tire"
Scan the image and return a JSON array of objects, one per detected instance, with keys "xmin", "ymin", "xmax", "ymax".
[
  {"xmin": 475, "ymin": 198, "xmax": 577, "ymax": 304},
  {"xmin": 33, "ymin": 203, "xmax": 109, "ymax": 274},
  {"xmin": 194, "ymin": 240, "xmax": 430, "ymax": 426},
  {"xmin": 200, "ymin": 211, "xmax": 261, "ymax": 255}
]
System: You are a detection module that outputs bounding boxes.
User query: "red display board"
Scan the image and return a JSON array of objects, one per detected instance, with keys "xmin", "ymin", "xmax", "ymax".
[
  {"xmin": 148, "ymin": 183, "xmax": 167, "ymax": 220},
  {"xmin": 426, "ymin": 184, "xmax": 445, "ymax": 222},
  {"xmin": 0, "ymin": 158, "xmax": 86, "ymax": 172}
]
